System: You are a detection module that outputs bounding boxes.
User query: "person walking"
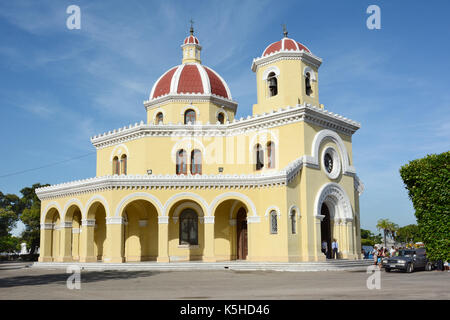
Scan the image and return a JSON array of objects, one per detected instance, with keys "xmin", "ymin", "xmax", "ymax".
[
  {"xmin": 373, "ymin": 247, "xmax": 378, "ymax": 266},
  {"xmin": 321, "ymin": 240, "xmax": 328, "ymax": 258},
  {"xmin": 331, "ymin": 239, "xmax": 339, "ymax": 259}
]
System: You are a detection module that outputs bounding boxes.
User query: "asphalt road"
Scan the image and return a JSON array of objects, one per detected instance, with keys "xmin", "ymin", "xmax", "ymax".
[{"xmin": 0, "ymin": 262, "xmax": 448, "ymax": 300}]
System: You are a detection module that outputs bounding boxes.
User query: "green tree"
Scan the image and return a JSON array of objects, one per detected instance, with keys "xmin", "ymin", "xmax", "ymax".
[
  {"xmin": 376, "ymin": 218, "xmax": 396, "ymax": 246},
  {"xmin": 18, "ymin": 183, "xmax": 49, "ymax": 254},
  {"xmin": 0, "ymin": 192, "xmax": 20, "ymax": 253},
  {"xmin": 400, "ymin": 151, "xmax": 450, "ymax": 262},
  {"xmin": 0, "ymin": 235, "xmax": 21, "ymax": 253},
  {"xmin": 397, "ymin": 224, "xmax": 421, "ymax": 244}
]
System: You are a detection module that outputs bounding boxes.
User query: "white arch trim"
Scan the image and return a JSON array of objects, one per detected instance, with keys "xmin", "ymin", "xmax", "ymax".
[
  {"xmin": 314, "ymin": 182, "xmax": 353, "ymax": 221},
  {"xmin": 41, "ymin": 201, "xmax": 63, "ymax": 223},
  {"xmin": 288, "ymin": 204, "xmax": 301, "ymax": 218},
  {"xmin": 114, "ymin": 192, "xmax": 163, "ymax": 218},
  {"xmin": 309, "ymin": 129, "xmax": 355, "ymax": 175},
  {"xmin": 152, "ymin": 108, "xmax": 167, "ymax": 124},
  {"xmin": 84, "ymin": 194, "xmax": 111, "ymax": 219},
  {"xmin": 180, "ymin": 104, "xmax": 201, "ymax": 117},
  {"xmin": 264, "ymin": 205, "xmax": 281, "ymax": 218},
  {"xmin": 163, "ymin": 192, "xmax": 209, "ymax": 217},
  {"xmin": 248, "ymin": 129, "xmax": 279, "ymax": 159},
  {"xmin": 62, "ymin": 198, "xmax": 84, "ymax": 221},
  {"xmin": 109, "ymin": 144, "xmax": 130, "ymax": 162},
  {"xmin": 303, "ymin": 66, "xmax": 317, "ymax": 81},
  {"xmin": 262, "ymin": 65, "xmax": 280, "ymax": 81},
  {"xmin": 209, "ymin": 192, "xmax": 257, "ymax": 218}
]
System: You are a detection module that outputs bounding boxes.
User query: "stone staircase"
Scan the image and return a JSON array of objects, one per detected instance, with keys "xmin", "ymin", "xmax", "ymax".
[{"xmin": 32, "ymin": 259, "xmax": 374, "ymax": 272}]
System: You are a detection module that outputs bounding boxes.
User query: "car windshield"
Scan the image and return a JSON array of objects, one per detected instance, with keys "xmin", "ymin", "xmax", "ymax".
[{"xmin": 398, "ymin": 250, "xmax": 415, "ymax": 257}]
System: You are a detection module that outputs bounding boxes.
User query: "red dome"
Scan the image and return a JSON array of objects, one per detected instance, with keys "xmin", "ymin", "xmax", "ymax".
[
  {"xmin": 262, "ymin": 37, "xmax": 310, "ymax": 56},
  {"xmin": 150, "ymin": 63, "xmax": 232, "ymax": 100},
  {"xmin": 184, "ymin": 35, "xmax": 199, "ymax": 45}
]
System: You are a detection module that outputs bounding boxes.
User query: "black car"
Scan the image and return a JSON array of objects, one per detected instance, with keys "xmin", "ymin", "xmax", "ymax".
[{"xmin": 382, "ymin": 248, "xmax": 433, "ymax": 273}]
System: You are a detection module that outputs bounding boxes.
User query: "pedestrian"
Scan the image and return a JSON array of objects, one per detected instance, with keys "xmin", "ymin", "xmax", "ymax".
[
  {"xmin": 321, "ymin": 240, "xmax": 328, "ymax": 258},
  {"xmin": 389, "ymin": 246, "xmax": 396, "ymax": 257},
  {"xmin": 331, "ymin": 239, "xmax": 339, "ymax": 259},
  {"xmin": 373, "ymin": 247, "xmax": 378, "ymax": 265}
]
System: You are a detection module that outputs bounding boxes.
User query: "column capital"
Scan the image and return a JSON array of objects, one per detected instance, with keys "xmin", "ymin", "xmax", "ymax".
[
  {"xmin": 40, "ymin": 223, "xmax": 54, "ymax": 230},
  {"xmin": 106, "ymin": 217, "xmax": 124, "ymax": 225},
  {"xmin": 204, "ymin": 216, "xmax": 215, "ymax": 224},
  {"xmin": 247, "ymin": 216, "xmax": 261, "ymax": 224},
  {"xmin": 158, "ymin": 216, "xmax": 169, "ymax": 224},
  {"xmin": 82, "ymin": 219, "xmax": 96, "ymax": 227},
  {"xmin": 60, "ymin": 222, "xmax": 73, "ymax": 228},
  {"xmin": 315, "ymin": 214, "xmax": 325, "ymax": 221}
]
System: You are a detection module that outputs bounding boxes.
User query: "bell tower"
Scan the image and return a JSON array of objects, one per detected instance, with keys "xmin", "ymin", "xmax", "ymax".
[{"xmin": 251, "ymin": 28, "xmax": 323, "ymax": 115}]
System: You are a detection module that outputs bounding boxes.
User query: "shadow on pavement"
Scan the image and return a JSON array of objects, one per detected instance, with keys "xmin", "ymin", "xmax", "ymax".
[{"xmin": 0, "ymin": 270, "xmax": 160, "ymax": 288}]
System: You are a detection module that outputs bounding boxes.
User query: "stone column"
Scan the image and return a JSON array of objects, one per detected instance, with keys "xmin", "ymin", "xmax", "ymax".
[
  {"xmin": 345, "ymin": 218, "xmax": 354, "ymax": 259},
  {"xmin": 58, "ymin": 222, "xmax": 73, "ymax": 262},
  {"xmin": 229, "ymin": 219, "xmax": 236, "ymax": 260},
  {"xmin": 314, "ymin": 215, "xmax": 326, "ymax": 261},
  {"xmin": 246, "ymin": 216, "xmax": 260, "ymax": 261},
  {"xmin": 157, "ymin": 216, "xmax": 169, "ymax": 262},
  {"xmin": 79, "ymin": 219, "xmax": 96, "ymax": 262},
  {"xmin": 105, "ymin": 217, "xmax": 124, "ymax": 263},
  {"xmin": 72, "ymin": 227, "xmax": 80, "ymax": 261},
  {"xmin": 203, "ymin": 216, "xmax": 216, "ymax": 262},
  {"xmin": 38, "ymin": 223, "xmax": 54, "ymax": 262}
]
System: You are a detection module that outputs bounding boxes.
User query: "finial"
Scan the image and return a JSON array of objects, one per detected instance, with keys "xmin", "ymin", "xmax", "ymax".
[
  {"xmin": 282, "ymin": 24, "xmax": 288, "ymax": 38},
  {"xmin": 190, "ymin": 19, "xmax": 194, "ymax": 35}
]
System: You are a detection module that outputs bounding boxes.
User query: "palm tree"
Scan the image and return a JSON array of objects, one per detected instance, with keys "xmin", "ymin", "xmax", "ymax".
[{"xmin": 376, "ymin": 219, "xmax": 394, "ymax": 247}]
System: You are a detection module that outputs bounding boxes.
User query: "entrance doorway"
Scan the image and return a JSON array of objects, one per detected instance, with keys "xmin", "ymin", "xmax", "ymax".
[
  {"xmin": 320, "ymin": 203, "xmax": 332, "ymax": 259},
  {"xmin": 236, "ymin": 208, "xmax": 248, "ymax": 260}
]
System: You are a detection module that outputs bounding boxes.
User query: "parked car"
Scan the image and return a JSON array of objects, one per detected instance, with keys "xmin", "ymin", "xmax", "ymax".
[{"xmin": 382, "ymin": 248, "xmax": 433, "ymax": 273}]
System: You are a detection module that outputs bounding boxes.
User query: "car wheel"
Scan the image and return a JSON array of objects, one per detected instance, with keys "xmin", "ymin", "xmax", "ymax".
[
  {"xmin": 385, "ymin": 268, "xmax": 391, "ymax": 272},
  {"xmin": 425, "ymin": 262, "xmax": 432, "ymax": 271}
]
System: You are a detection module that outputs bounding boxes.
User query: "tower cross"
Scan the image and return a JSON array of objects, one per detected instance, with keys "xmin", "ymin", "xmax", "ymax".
[{"xmin": 190, "ymin": 19, "xmax": 194, "ymax": 35}]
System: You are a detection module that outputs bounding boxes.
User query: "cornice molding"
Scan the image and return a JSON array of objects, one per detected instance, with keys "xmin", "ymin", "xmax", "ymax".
[
  {"xmin": 90, "ymin": 104, "xmax": 361, "ymax": 150},
  {"xmin": 35, "ymin": 157, "xmax": 305, "ymax": 201},
  {"xmin": 251, "ymin": 50, "xmax": 323, "ymax": 72},
  {"xmin": 144, "ymin": 93, "xmax": 238, "ymax": 111}
]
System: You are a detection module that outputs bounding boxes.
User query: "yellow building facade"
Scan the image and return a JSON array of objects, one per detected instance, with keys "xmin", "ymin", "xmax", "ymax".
[{"xmin": 37, "ymin": 28, "xmax": 364, "ymax": 264}]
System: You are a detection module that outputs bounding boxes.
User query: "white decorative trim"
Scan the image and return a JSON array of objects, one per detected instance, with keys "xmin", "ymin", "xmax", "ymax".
[
  {"xmin": 109, "ymin": 144, "xmax": 130, "ymax": 162},
  {"xmin": 310, "ymin": 129, "xmax": 355, "ymax": 175},
  {"xmin": 252, "ymin": 50, "xmax": 322, "ymax": 72},
  {"xmin": 81, "ymin": 219, "xmax": 96, "ymax": 227},
  {"xmin": 41, "ymin": 201, "xmax": 62, "ymax": 223},
  {"xmin": 170, "ymin": 137, "xmax": 206, "ymax": 164},
  {"xmin": 36, "ymin": 157, "xmax": 305, "ymax": 201},
  {"xmin": 354, "ymin": 175, "xmax": 365, "ymax": 195},
  {"xmin": 60, "ymin": 221, "xmax": 73, "ymax": 228},
  {"xmin": 247, "ymin": 216, "xmax": 261, "ymax": 224},
  {"xmin": 203, "ymin": 65, "xmax": 232, "ymax": 100},
  {"xmin": 262, "ymin": 65, "xmax": 280, "ymax": 81},
  {"xmin": 145, "ymin": 93, "xmax": 237, "ymax": 112},
  {"xmin": 62, "ymin": 198, "xmax": 84, "ymax": 222},
  {"xmin": 172, "ymin": 201, "xmax": 204, "ymax": 224},
  {"xmin": 203, "ymin": 216, "xmax": 215, "ymax": 224},
  {"xmin": 264, "ymin": 205, "xmax": 281, "ymax": 218},
  {"xmin": 152, "ymin": 108, "xmax": 167, "ymax": 125},
  {"xmin": 209, "ymin": 192, "xmax": 257, "ymax": 217},
  {"xmin": 114, "ymin": 192, "xmax": 163, "ymax": 217},
  {"xmin": 303, "ymin": 66, "xmax": 317, "ymax": 81},
  {"xmin": 248, "ymin": 129, "xmax": 279, "ymax": 162},
  {"xmin": 40, "ymin": 223, "xmax": 54, "ymax": 230},
  {"xmin": 288, "ymin": 204, "xmax": 301, "ymax": 218},
  {"xmin": 150, "ymin": 66, "xmax": 177, "ymax": 99},
  {"xmin": 215, "ymin": 107, "xmax": 229, "ymax": 124},
  {"xmin": 314, "ymin": 183, "xmax": 353, "ymax": 220},
  {"xmin": 180, "ymin": 104, "xmax": 201, "ymax": 119},
  {"xmin": 91, "ymin": 104, "xmax": 360, "ymax": 150},
  {"xmin": 158, "ymin": 216, "xmax": 169, "ymax": 224},
  {"xmin": 196, "ymin": 64, "xmax": 211, "ymax": 95},
  {"xmin": 85, "ymin": 195, "xmax": 111, "ymax": 220},
  {"xmin": 170, "ymin": 64, "xmax": 185, "ymax": 94},
  {"xmin": 321, "ymin": 146, "xmax": 341, "ymax": 179},
  {"xmin": 106, "ymin": 217, "xmax": 124, "ymax": 225},
  {"xmin": 163, "ymin": 192, "xmax": 209, "ymax": 217}
]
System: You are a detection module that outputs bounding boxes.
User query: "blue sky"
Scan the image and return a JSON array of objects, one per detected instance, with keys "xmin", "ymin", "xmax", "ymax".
[{"xmin": 0, "ymin": 0, "xmax": 449, "ymax": 235}]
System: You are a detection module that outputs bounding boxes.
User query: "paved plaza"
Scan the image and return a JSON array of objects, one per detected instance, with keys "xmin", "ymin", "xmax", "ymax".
[{"xmin": 0, "ymin": 262, "xmax": 448, "ymax": 300}]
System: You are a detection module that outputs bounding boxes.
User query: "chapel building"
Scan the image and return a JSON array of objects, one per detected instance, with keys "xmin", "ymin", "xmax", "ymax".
[{"xmin": 37, "ymin": 27, "xmax": 364, "ymax": 263}]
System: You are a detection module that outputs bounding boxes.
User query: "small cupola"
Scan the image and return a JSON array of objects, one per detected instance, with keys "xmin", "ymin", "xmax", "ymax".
[{"xmin": 181, "ymin": 21, "xmax": 202, "ymax": 64}]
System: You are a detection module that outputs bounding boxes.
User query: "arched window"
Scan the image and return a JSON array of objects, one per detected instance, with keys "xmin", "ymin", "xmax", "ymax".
[
  {"xmin": 176, "ymin": 149, "xmax": 187, "ymax": 175},
  {"xmin": 179, "ymin": 209, "xmax": 198, "ymax": 245},
  {"xmin": 305, "ymin": 72, "xmax": 312, "ymax": 96},
  {"xmin": 217, "ymin": 112, "xmax": 225, "ymax": 124},
  {"xmin": 112, "ymin": 156, "xmax": 120, "ymax": 175},
  {"xmin": 190, "ymin": 149, "xmax": 202, "ymax": 175},
  {"xmin": 270, "ymin": 210, "xmax": 278, "ymax": 234},
  {"xmin": 255, "ymin": 144, "xmax": 264, "ymax": 171},
  {"xmin": 184, "ymin": 109, "xmax": 196, "ymax": 124},
  {"xmin": 267, "ymin": 141, "xmax": 275, "ymax": 169},
  {"xmin": 120, "ymin": 154, "xmax": 127, "ymax": 175},
  {"xmin": 290, "ymin": 209, "xmax": 297, "ymax": 234},
  {"xmin": 155, "ymin": 112, "xmax": 163, "ymax": 124},
  {"xmin": 267, "ymin": 72, "xmax": 278, "ymax": 97}
]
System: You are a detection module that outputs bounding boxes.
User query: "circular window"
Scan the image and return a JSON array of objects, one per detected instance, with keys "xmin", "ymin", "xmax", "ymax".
[{"xmin": 321, "ymin": 147, "xmax": 341, "ymax": 179}]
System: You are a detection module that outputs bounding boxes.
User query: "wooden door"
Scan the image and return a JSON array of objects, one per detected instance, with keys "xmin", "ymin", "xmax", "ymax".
[{"xmin": 236, "ymin": 208, "xmax": 248, "ymax": 260}]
